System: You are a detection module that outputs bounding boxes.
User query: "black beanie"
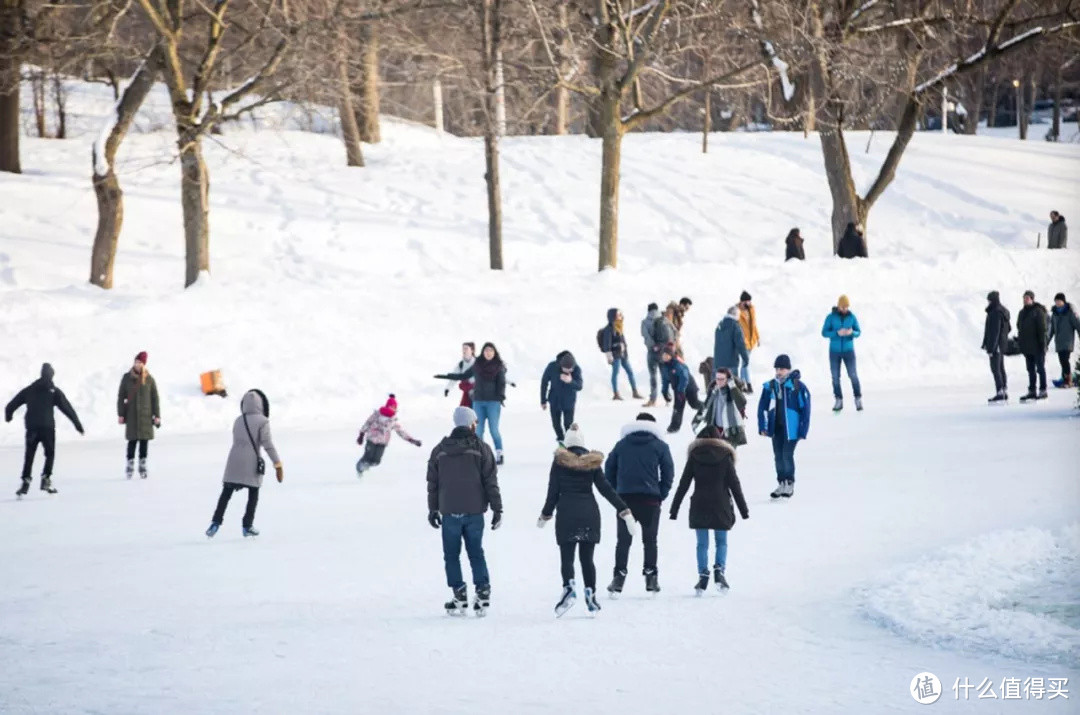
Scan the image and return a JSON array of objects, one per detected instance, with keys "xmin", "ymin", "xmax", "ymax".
[
  {"xmin": 987, "ymin": 291, "xmax": 1000, "ymax": 303},
  {"xmin": 740, "ymin": 291, "xmax": 752, "ymax": 302},
  {"xmin": 647, "ymin": 302, "xmax": 658, "ymax": 312},
  {"xmin": 41, "ymin": 363, "xmax": 55, "ymax": 381},
  {"xmin": 774, "ymin": 354, "xmax": 792, "ymax": 369},
  {"xmin": 636, "ymin": 412, "xmax": 657, "ymax": 422},
  {"xmin": 1055, "ymin": 292, "xmax": 1066, "ymax": 303},
  {"xmin": 1023, "ymin": 290, "xmax": 1035, "ymax": 300}
]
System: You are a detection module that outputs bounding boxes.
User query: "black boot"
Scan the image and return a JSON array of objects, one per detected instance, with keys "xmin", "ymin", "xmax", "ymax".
[
  {"xmin": 16, "ymin": 479, "xmax": 30, "ymax": 498},
  {"xmin": 1019, "ymin": 390, "xmax": 1037, "ymax": 403},
  {"xmin": 714, "ymin": 565, "xmax": 730, "ymax": 591},
  {"xmin": 40, "ymin": 476, "xmax": 57, "ymax": 494},
  {"xmin": 694, "ymin": 571, "xmax": 709, "ymax": 595},
  {"xmin": 644, "ymin": 569, "xmax": 661, "ymax": 593},
  {"xmin": 607, "ymin": 569, "xmax": 627, "ymax": 596}
]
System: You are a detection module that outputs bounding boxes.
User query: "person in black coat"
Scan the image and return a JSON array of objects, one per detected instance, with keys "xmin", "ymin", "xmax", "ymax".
[
  {"xmin": 539, "ymin": 424, "xmax": 635, "ymax": 615},
  {"xmin": 836, "ymin": 222, "xmax": 868, "ymax": 259},
  {"xmin": 981, "ymin": 291, "xmax": 1011, "ymax": 403},
  {"xmin": 540, "ymin": 351, "xmax": 583, "ymax": 443},
  {"xmin": 785, "ymin": 228, "xmax": 805, "ymax": 261},
  {"xmin": 437, "ymin": 342, "xmax": 508, "ymax": 463},
  {"xmin": 5, "ymin": 363, "xmax": 84, "ymax": 496},
  {"xmin": 669, "ymin": 426, "xmax": 749, "ymax": 593},
  {"xmin": 1016, "ymin": 290, "xmax": 1050, "ymax": 400}
]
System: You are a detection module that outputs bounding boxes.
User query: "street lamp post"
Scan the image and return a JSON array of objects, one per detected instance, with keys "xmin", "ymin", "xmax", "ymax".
[{"xmin": 1013, "ymin": 79, "xmax": 1022, "ymax": 139}]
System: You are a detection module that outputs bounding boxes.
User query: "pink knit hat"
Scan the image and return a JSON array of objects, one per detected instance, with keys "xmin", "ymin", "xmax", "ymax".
[{"xmin": 379, "ymin": 394, "xmax": 398, "ymax": 417}]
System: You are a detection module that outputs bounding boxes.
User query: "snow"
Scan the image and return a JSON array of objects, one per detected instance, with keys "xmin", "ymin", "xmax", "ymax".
[
  {"xmin": 751, "ymin": 1, "xmax": 796, "ymax": 102},
  {"xmin": 92, "ymin": 105, "xmax": 118, "ymax": 176},
  {"xmin": 1, "ymin": 79, "xmax": 1079, "ymax": 712}
]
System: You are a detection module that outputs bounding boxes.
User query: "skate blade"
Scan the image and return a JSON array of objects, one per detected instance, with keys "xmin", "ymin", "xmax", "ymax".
[
  {"xmin": 555, "ymin": 598, "xmax": 576, "ymax": 618},
  {"xmin": 694, "ymin": 589, "xmax": 705, "ymax": 597}
]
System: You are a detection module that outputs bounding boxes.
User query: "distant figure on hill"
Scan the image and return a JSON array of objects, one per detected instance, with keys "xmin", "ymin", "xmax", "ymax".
[
  {"xmin": 785, "ymin": 228, "xmax": 805, "ymax": 261},
  {"xmin": 1047, "ymin": 211, "xmax": 1067, "ymax": 249},
  {"xmin": 5, "ymin": 363, "xmax": 84, "ymax": 498},
  {"xmin": 836, "ymin": 222, "xmax": 868, "ymax": 259}
]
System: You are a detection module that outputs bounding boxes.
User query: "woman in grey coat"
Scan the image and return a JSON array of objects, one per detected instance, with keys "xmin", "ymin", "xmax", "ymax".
[{"xmin": 206, "ymin": 390, "xmax": 283, "ymax": 538}]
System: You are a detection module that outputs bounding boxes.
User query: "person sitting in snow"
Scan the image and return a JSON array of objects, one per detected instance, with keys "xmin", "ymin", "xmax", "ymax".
[{"xmin": 356, "ymin": 394, "xmax": 422, "ymax": 475}]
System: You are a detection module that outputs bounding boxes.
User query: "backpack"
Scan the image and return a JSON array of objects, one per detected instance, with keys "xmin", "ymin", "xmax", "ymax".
[
  {"xmin": 651, "ymin": 317, "xmax": 666, "ymax": 346},
  {"xmin": 597, "ymin": 327, "xmax": 606, "ymax": 352}
]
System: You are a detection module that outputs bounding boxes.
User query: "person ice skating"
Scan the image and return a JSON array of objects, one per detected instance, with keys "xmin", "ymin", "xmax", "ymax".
[
  {"xmin": 677, "ymin": 297, "xmax": 693, "ymax": 332},
  {"xmin": 356, "ymin": 394, "xmax": 422, "ymax": 475},
  {"xmin": 982, "ymin": 291, "xmax": 1012, "ymax": 403},
  {"xmin": 821, "ymin": 295, "xmax": 862, "ymax": 411},
  {"xmin": 737, "ymin": 293, "xmax": 760, "ymax": 392},
  {"xmin": 669, "ymin": 425, "xmax": 749, "ymax": 594},
  {"xmin": 427, "ymin": 406, "xmax": 503, "ymax": 616},
  {"xmin": 604, "ymin": 413, "xmax": 674, "ymax": 596},
  {"xmin": 659, "ymin": 348, "xmax": 704, "ymax": 434},
  {"xmin": 117, "ymin": 351, "xmax": 160, "ymax": 479},
  {"xmin": 538, "ymin": 424, "xmax": 636, "ymax": 616},
  {"xmin": 692, "ymin": 368, "xmax": 748, "ymax": 446},
  {"xmin": 205, "ymin": 389, "xmax": 283, "ymax": 538},
  {"xmin": 600, "ymin": 308, "xmax": 642, "ymax": 401},
  {"xmin": 785, "ymin": 228, "xmax": 805, "ymax": 261},
  {"xmin": 1017, "ymin": 290, "xmax": 1050, "ymax": 401},
  {"xmin": 713, "ymin": 305, "xmax": 750, "ymax": 380},
  {"xmin": 1048, "ymin": 293, "xmax": 1080, "ymax": 388},
  {"xmin": 757, "ymin": 355, "xmax": 811, "ymax": 499},
  {"xmin": 837, "ymin": 222, "xmax": 867, "ymax": 259},
  {"xmin": 444, "ymin": 342, "xmax": 476, "ymax": 407},
  {"xmin": 436, "ymin": 342, "xmax": 507, "ymax": 465},
  {"xmin": 1047, "ymin": 211, "xmax": 1067, "ymax": 249},
  {"xmin": 541, "ymin": 351, "xmax": 583, "ymax": 444},
  {"xmin": 5, "ymin": 363, "xmax": 84, "ymax": 497},
  {"xmin": 643, "ymin": 305, "xmax": 678, "ymax": 406}
]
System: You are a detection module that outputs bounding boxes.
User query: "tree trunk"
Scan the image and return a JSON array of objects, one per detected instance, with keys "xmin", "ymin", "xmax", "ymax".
[
  {"xmin": 52, "ymin": 72, "xmax": 66, "ymax": 139},
  {"xmin": 179, "ymin": 135, "xmax": 211, "ymax": 287},
  {"xmin": 482, "ymin": 0, "xmax": 503, "ymax": 269},
  {"xmin": 555, "ymin": 84, "xmax": 569, "ymax": 135},
  {"xmin": 32, "ymin": 70, "xmax": 46, "ymax": 137},
  {"xmin": 484, "ymin": 131, "xmax": 503, "ymax": 269},
  {"xmin": 986, "ymin": 80, "xmax": 1000, "ymax": 127},
  {"xmin": 597, "ymin": 119, "xmax": 623, "ymax": 270},
  {"xmin": 90, "ymin": 47, "xmax": 162, "ymax": 289},
  {"xmin": 353, "ymin": 23, "xmax": 381, "ymax": 144},
  {"xmin": 554, "ymin": 3, "xmax": 570, "ymax": 135},
  {"xmin": 818, "ymin": 126, "xmax": 864, "ymax": 253},
  {"xmin": 0, "ymin": 0, "xmax": 21, "ymax": 174},
  {"xmin": 702, "ymin": 89, "xmax": 710, "ymax": 153},
  {"xmin": 1018, "ymin": 77, "xmax": 1028, "ymax": 140},
  {"xmin": 337, "ymin": 32, "xmax": 365, "ymax": 167},
  {"xmin": 1051, "ymin": 62, "xmax": 1062, "ymax": 142},
  {"xmin": 962, "ymin": 65, "xmax": 986, "ymax": 135},
  {"xmin": 805, "ymin": 93, "xmax": 815, "ymax": 135}
]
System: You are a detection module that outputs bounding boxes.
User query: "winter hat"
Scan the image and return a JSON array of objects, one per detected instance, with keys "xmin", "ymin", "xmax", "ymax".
[
  {"xmin": 453, "ymin": 406, "xmax": 478, "ymax": 429},
  {"xmin": 740, "ymin": 291, "xmax": 752, "ymax": 302},
  {"xmin": 774, "ymin": 354, "xmax": 792, "ymax": 370},
  {"xmin": 987, "ymin": 291, "xmax": 1000, "ymax": 303},
  {"xmin": 379, "ymin": 394, "xmax": 398, "ymax": 417},
  {"xmin": 135, "ymin": 351, "xmax": 148, "ymax": 364},
  {"xmin": 837, "ymin": 295, "xmax": 851, "ymax": 310},
  {"xmin": 1023, "ymin": 290, "xmax": 1035, "ymax": 300},
  {"xmin": 559, "ymin": 353, "xmax": 575, "ymax": 370},
  {"xmin": 1055, "ymin": 292, "xmax": 1066, "ymax": 303},
  {"xmin": 563, "ymin": 424, "xmax": 586, "ymax": 450},
  {"xmin": 40, "ymin": 363, "xmax": 54, "ymax": 381},
  {"xmin": 636, "ymin": 412, "xmax": 657, "ymax": 423}
]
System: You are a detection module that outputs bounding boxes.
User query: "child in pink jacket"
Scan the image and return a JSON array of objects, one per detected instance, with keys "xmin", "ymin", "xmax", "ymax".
[{"xmin": 356, "ymin": 394, "xmax": 422, "ymax": 475}]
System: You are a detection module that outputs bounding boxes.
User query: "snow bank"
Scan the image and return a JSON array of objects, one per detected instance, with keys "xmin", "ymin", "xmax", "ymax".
[{"xmin": 859, "ymin": 525, "xmax": 1080, "ymax": 667}]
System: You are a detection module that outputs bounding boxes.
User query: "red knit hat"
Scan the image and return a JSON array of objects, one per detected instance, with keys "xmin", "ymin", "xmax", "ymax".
[
  {"xmin": 379, "ymin": 394, "xmax": 398, "ymax": 417},
  {"xmin": 135, "ymin": 351, "xmax": 148, "ymax": 364}
]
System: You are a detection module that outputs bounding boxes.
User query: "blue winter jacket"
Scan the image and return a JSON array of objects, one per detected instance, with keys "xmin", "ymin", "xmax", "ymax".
[
  {"xmin": 659, "ymin": 358, "xmax": 693, "ymax": 396},
  {"xmin": 821, "ymin": 309, "xmax": 861, "ymax": 353},
  {"xmin": 714, "ymin": 314, "xmax": 750, "ymax": 370},
  {"xmin": 757, "ymin": 370, "xmax": 812, "ymax": 441},
  {"xmin": 604, "ymin": 421, "xmax": 675, "ymax": 500},
  {"xmin": 540, "ymin": 352, "xmax": 583, "ymax": 409}
]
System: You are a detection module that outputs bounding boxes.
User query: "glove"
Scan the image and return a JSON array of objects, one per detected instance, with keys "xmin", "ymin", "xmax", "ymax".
[
  {"xmin": 444, "ymin": 388, "xmax": 450, "ymax": 397},
  {"xmin": 77, "ymin": 426, "xmax": 85, "ymax": 435},
  {"xmin": 536, "ymin": 515, "xmax": 550, "ymax": 528},
  {"xmin": 669, "ymin": 512, "xmax": 678, "ymax": 520},
  {"xmin": 491, "ymin": 511, "xmax": 503, "ymax": 530},
  {"xmin": 357, "ymin": 433, "xmax": 364, "ymax": 445},
  {"xmin": 620, "ymin": 511, "xmax": 639, "ymax": 537},
  {"xmin": 428, "ymin": 510, "xmax": 442, "ymax": 528},
  {"xmin": 741, "ymin": 511, "xmax": 750, "ymax": 520},
  {"xmin": 5, "ymin": 414, "xmax": 11, "ymax": 423},
  {"xmin": 410, "ymin": 438, "xmax": 423, "ymax": 447},
  {"xmin": 541, "ymin": 403, "xmax": 547, "ymax": 411},
  {"xmin": 275, "ymin": 464, "xmax": 284, "ymax": 483}
]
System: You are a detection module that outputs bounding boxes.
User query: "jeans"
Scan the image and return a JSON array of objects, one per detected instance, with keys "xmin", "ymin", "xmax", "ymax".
[
  {"xmin": 668, "ymin": 383, "xmax": 704, "ymax": 432},
  {"xmin": 472, "ymin": 401, "xmax": 503, "ymax": 451},
  {"xmin": 771, "ymin": 432, "xmax": 797, "ymax": 483},
  {"xmin": 829, "ymin": 351, "xmax": 862, "ymax": 399},
  {"xmin": 550, "ymin": 406, "xmax": 574, "ymax": 441},
  {"xmin": 739, "ymin": 349, "xmax": 752, "ymax": 388},
  {"xmin": 646, "ymin": 351, "xmax": 660, "ymax": 401},
  {"xmin": 212, "ymin": 483, "xmax": 260, "ymax": 529},
  {"xmin": 695, "ymin": 529, "xmax": 728, "ymax": 573},
  {"xmin": 989, "ymin": 352, "xmax": 1007, "ymax": 392},
  {"xmin": 560, "ymin": 542, "xmax": 597, "ymax": 589},
  {"xmin": 610, "ymin": 355, "xmax": 638, "ymax": 394},
  {"xmin": 614, "ymin": 495, "xmax": 661, "ymax": 575},
  {"xmin": 126, "ymin": 439, "xmax": 148, "ymax": 460},
  {"xmin": 1024, "ymin": 352, "xmax": 1047, "ymax": 392},
  {"xmin": 21, "ymin": 428, "xmax": 56, "ymax": 481},
  {"xmin": 442, "ymin": 513, "xmax": 490, "ymax": 589},
  {"xmin": 1058, "ymin": 350, "xmax": 1072, "ymax": 383}
]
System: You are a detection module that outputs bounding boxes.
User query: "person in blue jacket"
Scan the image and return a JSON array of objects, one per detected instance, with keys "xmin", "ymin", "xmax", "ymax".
[
  {"xmin": 604, "ymin": 413, "xmax": 674, "ymax": 596},
  {"xmin": 821, "ymin": 294, "xmax": 862, "ymax": 412},
  {"xmin": 659, "ymin": 348, "xmax": 704, "ymax": 434},
  {"xmin": 541, "ymin": 351, "xmax": 583, "ymax": 444},
  {"xmin": 757, "ymin": 354, "xmax": 811, "ymax": 500}
]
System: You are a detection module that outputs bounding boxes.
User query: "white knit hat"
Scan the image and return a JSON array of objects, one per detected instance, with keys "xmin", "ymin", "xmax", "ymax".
[
  {"xmin": 453, "ymin": 406, "xmax": 477, "ymax": 428},
  {"xmin": 563, "ymin": 423, "xmax": 586, "ymax": 449}
]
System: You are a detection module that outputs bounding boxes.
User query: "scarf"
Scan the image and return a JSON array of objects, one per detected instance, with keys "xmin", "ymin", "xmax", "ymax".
[
  {"xmin": 475, "ymin": 356, "xmax": 502, "ymax": 380},
  {"xmin": 714, "ymin": 386, "xmax": 742, "ymax": 430}
]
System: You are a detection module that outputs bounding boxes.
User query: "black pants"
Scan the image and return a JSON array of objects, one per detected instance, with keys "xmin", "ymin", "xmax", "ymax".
[
  {"xmin": 560, "ymin": 541, "xmax": 597, "ymax": 589},
  {"xmin": 212, "ymin": 482, "xmax": 260, "ymax": 529},
  {"xmin": 1058, "ymin": 350, "xmax": 1072, "ymax": 382},
  {"xmin": 614, "ymin": 495, "xmax": 661, "ymax": 575},
  {"xmin": 1024, "ymin": 352, "xmax": 1047, "ymax": 393},
  {"xmin": 550, "ymin": 406, "xmax": 574, "ymax": 441},
  {"xmin": 668, "ymin": 383, "xmax": 704, "ymax": 432},
  {"xmin": 989, "ymin": 352, "xmax": 1007, "ymax": 392},
  {"xmin": 360, "ymin": 441, "xmax": 387, "ymax": 466},
  {"xmin": 126, "ymin": 439, "xmax": 148, "ymax": 460},
  {"xmin": 21, "ymin": 428, "xmax": 56, "ymax": 482}
]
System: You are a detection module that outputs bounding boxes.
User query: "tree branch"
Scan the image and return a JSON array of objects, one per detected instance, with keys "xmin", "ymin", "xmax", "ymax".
[{"xmin": 624, "ymin": 59, "xmax": 761, "ymax": 130}]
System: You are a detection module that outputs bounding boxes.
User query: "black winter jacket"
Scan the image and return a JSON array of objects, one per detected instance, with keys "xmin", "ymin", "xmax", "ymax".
[
  {"xmin": 981, "ymin": 299, "xmax": 1010, "ymax": 355},
  {"xmin": 669, "ymin": 438, "xmax": 748, "ymax": 531},
  {"xmin": 427, "ymin": 427, "xmax": 503, "ymax": 515},
  {"xmin": 446, "ymin": 357, "xmax": 507, "ymax": 403},
  {"xmin": 540, "ymin": 351, "xmax": 583, "ymax": 408},
  {"xmin": 1017, "ymin": 302, "xmax": 1049, "ymax": 356},
  {"xmin": 542, "ymin": 447, "xmax": 628, "ymax": 544},
  {"xmin": 1049, "ymin": 303, "xmax": 1080, "ymax": 353},
  {"xmin": 5, "ymin": 365, "xmax": 83, "ymax": 433}
]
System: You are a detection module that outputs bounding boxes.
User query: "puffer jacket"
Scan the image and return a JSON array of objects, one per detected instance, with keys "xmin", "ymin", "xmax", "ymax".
[
  {"xmin": 1048, "ymin": 303, "xmax": 1080, "ymax": 352},
  {"xmin": 427, "ymin": 426, "xmax": 502, "ymax": 515},
  {"xmin": 541, "ymin": 447, "xmax": 628, "ymax": 544},
  {"xmin": 821, "ymin": 309, "xmax": 861, "ymax": 354},
  {"xmin": 714, "ymin": 314, "xmax": 750, "ymax": 370},
  {"xmin": 669, "ymin": 438, "xmax": 749, "ymax": 531},
  {"xmin": 359, "ymin": 411, "xmax": 415, "ymax": 446},
  {"xmin": 118, "ymin": 369, "xmax": 160, "ymax": 441},
  {"xmin": 222, "ymin": 390, "xmax": 280, "ymax": 488},
  {"xmin": 604, "ymin": 420, "xmax": 675, "ymax": 500},
  {"xmin": 757, "ymin": 370, "xmax": 811, "ymax": 442},
  {"xmin": 1017, "ymin": 302, "xmax": 1049, "ymax": 356}
]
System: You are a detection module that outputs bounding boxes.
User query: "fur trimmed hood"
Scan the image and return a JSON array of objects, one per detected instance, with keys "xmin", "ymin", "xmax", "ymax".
[
  {"xmin": 554, "ymin": 447, "xmax": 604, "ymax": 471},
  {"xmin": 688, "ymin": 437, "xmax": 736, "ymax": 462},
  {"xmin": 619, "ymin": 420, "xmax": 666, "ymax": 440}
]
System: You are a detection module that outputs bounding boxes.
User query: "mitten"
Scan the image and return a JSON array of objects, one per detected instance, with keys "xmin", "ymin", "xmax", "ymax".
[
  {"xmin": 357, "ymin": 433, "xmax": 365, "ymax": 445},
  {"xmin": 491, "ymin": 512, "xmax": 503, "ymax": 530},
  {"xmin": 428, "ymin": 511, "xmax": 442, "ymax": 528},
  {"xmin": 444, "ymin": 389, "xmax": 450, "ymax": 397},
  {"xmin": 275, "ymin": 464, "xmax": 284, "ymax": 483},
  {"xmin": 620, "ymin": 511, "xmax": 639, "ymax": 537},
  {"xmin": 536, "ymin": 515, "xmax": 550, "ymax": 529},
  {"xmin": 669, "ymin": 512, "xmax": 678, "ymax": 520},
  {"xmin": 410, "ymin": 438, "xmax": 422, "ymax": 447}
]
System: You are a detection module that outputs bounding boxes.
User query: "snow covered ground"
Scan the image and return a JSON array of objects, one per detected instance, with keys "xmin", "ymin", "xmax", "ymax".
[{"xmin": 1, "ymin": 80, "xmax": 1079, "ymax": 712}]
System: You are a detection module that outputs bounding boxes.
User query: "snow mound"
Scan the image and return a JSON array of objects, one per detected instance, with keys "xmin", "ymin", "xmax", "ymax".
[{"xmin": 859, "ymin": 524, "xmax": 1080, "ymax": 667}]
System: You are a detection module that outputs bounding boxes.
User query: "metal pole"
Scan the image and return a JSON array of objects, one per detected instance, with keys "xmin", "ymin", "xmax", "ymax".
[{"xmin": 942, "ymin": 86, "xmax": 948, "ymax": 134}]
